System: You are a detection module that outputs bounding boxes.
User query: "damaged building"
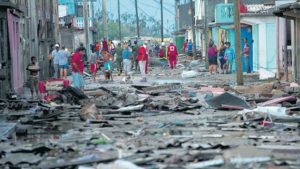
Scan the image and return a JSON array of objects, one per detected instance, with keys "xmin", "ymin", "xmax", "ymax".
[{"xmin": 0, "ymin": 0, "xmax": 59, "ymax": 99}]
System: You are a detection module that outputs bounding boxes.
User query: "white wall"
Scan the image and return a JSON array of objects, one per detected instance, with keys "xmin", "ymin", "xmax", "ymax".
[
  {"xmin": 59, "ymin": 5, "xmax": 68, "ymax": 18},
  {"xmin": 242, "ymin": 16, "xmax": 277, "ymax": 79}
]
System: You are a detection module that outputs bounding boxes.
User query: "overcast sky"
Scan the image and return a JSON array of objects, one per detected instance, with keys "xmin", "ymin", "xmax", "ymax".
[{"xmin": 95, "ymin": 0, "xmax": 176, "ymax": 33}]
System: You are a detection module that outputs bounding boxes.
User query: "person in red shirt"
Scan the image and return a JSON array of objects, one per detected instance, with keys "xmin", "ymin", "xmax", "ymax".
[
  {"xmin": 102, "ymin": 37, "xmax": 109, "ymax": 52},
  {"xmin": 137, "ymin": 42, "xmax": 148, "ymax": 82},
  {"xmin": 95, "ymin": 41, "xmax": 101, "ymax": 56},
  {"xmin": 71, "ymin": 47, "xmax": 86, "ymax": 90},
  {"xmin": 167, "ymin": 41, "xmax": 178, "ymax": 71}
]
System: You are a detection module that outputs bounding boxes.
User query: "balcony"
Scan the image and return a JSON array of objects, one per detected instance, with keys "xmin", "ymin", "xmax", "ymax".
[
  {"xmin": 74, "ymin": 17, "xmax": 93, "ymax": 29},
  {"xmin": 215, "ymin": 3, "xmax": 234, "ymax": 24}
]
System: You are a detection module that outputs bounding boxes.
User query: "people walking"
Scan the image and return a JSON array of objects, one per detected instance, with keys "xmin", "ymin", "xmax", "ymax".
[
  {"xmin": 224, "ymin": 42, "xmax": 235, "ymax": 74},
  {"xmin": 243, "ymin": 38, "xmax": 250, "ymax": 73},
  {"xmin": 102, "ymin": 51, "xmax": 113, "ymax": 81},
  {"xmin": 167, "ymin": 41, "xmax": 178, "ymax": 71},
  {"xmin": 58, "ymin": 46, "xmax": 70, "ymax": 79},
  {"xmin": 51, "ymin": 44, "xmax": 60, "ymax": 78},
  {"xmin": 131, "ymin": 41, "xmax": 139, "ymax": 71},
  {"xmin": 102, "ymin": 37, "xmax": 109, "ymax": 52},
  {"xmin": 182, "ymin": 39, "xmax": 188, "ymax": 53},
  {"xmin": 159, "ymin": 43, "xmax": 167, "ymax": 69},
  {"xmin": 208, "ymin": 42, "xmax": 218, "ymax": 74},
  {"xmin": 95, "ymin": 41, "xmax": 101, "ymax": 56},
  {"xmin": 26, "ymin": 56, "xmax": 40, "ymax": 99},
  {"xmin": 137, "ymin": 42, "xmax": 148, "ymax": 82},
  {"xmin": 115, "ymin": 43, "xmax": 123, "ymax": 75},
  {"xmin": 71, "ymin": 47, "xmax": 86, "ymax": 90},
  {"xmin": 122, "ymin": 44, "xmax": 132, "ymax": 76},
  {"xmin": 89, "ymin": 46, "xmax": 99, "ymax": 82}
]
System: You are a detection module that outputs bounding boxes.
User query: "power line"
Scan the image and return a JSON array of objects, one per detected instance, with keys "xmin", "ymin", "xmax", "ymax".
[
  {"xmin": 152, "ymin": 0, "xmax": 175, "ymax": 15},
  {"xmin": 129, "ymin": 0, "xmax": 170, "ymax": 32}
]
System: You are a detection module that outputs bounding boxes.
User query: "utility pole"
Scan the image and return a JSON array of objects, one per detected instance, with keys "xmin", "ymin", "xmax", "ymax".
[
  {"xmin": 190, "ymin": 0, "xmax": 196, "ymax": 59},
  {"xmin": 234, "ymin": 0, "xmax": 244, "ymax": 85},
  {"xmin": 160, "ymin": 0, "xmax": 164, "ymax": 42},
  {"xmin": 83, "ymin": 0, "xmax": 89, "ymax": 56},
  {"xmin": 204, "ymin": 0, "xmax": 208, "ymax": 67},
  {"xmin": 135, "ymin": 0, "xmax": 140, "ymax": 38},
  {"xmin": 175, "ymin": 0, "xmax": 179, "ymax": 31},
  {"xmin": 117, "ymin": 0, "xmax": 122, "ymax": 41},
  {"xmin": 102, "ymin": 0, "xmax": 108, "ymax": 38}
]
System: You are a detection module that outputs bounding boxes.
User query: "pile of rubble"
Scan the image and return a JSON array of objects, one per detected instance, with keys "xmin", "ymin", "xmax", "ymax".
[{"xmin": 1, "ymin": 74, "xmax": 300, "ymax": 168}]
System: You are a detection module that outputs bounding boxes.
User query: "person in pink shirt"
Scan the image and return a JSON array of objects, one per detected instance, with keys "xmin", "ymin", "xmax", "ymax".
[{"xmin": 207, "ymin": 41, "xmax": 218, "ymax": 74}]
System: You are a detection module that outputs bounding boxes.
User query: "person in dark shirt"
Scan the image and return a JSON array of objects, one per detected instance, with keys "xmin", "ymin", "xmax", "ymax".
[{"xmin": 26, "ymin": 56, "xmax": 40, "ymax": 99}]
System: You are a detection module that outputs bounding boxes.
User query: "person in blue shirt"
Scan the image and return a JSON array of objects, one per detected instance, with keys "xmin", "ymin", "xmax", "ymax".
[
  {"xmin": 104, "ymin": 58, "xmax": 113, "ymax": 81},
  {"xmin": 187, "ymin": 40, "xmax": 193, "ymax": 58},
  {"xmin": 224, "ymin": 42, "xmax": 235, "ymax": 74},
  {"xmin": 122, "ymin": 44, "xmax": 132, "ymax": 76},
  {"xmin": 58, "ymin": 46, "xmax": 70, "ymax": 79}
]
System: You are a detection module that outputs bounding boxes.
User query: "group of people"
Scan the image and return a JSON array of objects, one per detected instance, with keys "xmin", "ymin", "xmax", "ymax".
[
  {"xmin": 91, "ymin": 39, "xmax": 179, "ymax": 83},
  {"xmin": 26, "ymin": 38, "xmax": 180, "ymax": 99},
  {"xmin": 49, "ymin": 44, "xmax": 71, "ymax": 79},
  {"xmin": 207, "ymin": 41, "xmax": 235, "ymax": 74},
  {"xmin": 182, "ymin": 39, "xmax": 194, "ymax": 57},
  {"xmin": 207, "ymin": 38, "xmax": 250, "ymax": 75}
]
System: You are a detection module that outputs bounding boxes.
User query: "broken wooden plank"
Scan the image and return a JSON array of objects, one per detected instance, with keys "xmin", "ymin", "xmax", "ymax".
[
  {"xmin": 186, "ymin": 159, "xmax": 225, "ymax": 169},
  {"xmin": 260, "ymin": 96, "xmax": 296, "ymax": 106},
  {"xmin": 110, "ymin": 105, "xmax": 144, "ymax": 113},
  {"xmin": 221, "ymin": 104, "xmax": 245, "ymax": 110},
  {"xmin": 229, "ymin": 156, "xmax": 271, "ymax": 165}
]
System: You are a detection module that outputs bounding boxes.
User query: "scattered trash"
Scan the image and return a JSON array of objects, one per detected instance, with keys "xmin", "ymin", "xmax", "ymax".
[
  {"xmin": 1, "ymin": 62, "xmax": 299, "ymax": 169},
  {"xmin": 181, "ymin": 70, "xmax": 199, "ymax": 79},
  {"xmin": 97, "ymin": 160, "xmax": 144, "ymax": 169}
]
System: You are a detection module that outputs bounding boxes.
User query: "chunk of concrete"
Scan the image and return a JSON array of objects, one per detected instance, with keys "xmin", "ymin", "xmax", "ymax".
[{"xmin": 80, "ymin": 103, "xmax": 102, "ymax": 121}]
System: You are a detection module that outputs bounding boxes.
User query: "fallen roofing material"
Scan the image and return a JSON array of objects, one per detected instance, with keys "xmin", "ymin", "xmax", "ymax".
[
  {"xmin": 0, "ymin": 123, "xmax": 16, "ymax": 140},
  {"xmin": 206, "ymin": 92, "xmax": 250, "ymax": 109},
  {"xmin": 260, "ymin": 95, "xmax": 296, "ymax": 106}
]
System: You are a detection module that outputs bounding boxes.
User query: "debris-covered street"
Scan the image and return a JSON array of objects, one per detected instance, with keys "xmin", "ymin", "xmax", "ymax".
[
  {"xmin": 1, "ymin": 55, "xmax": 300, "ymax": 169},
  {"xmin": 1, "ymin": 0, "xmax": 300, "ymax": 168}
]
